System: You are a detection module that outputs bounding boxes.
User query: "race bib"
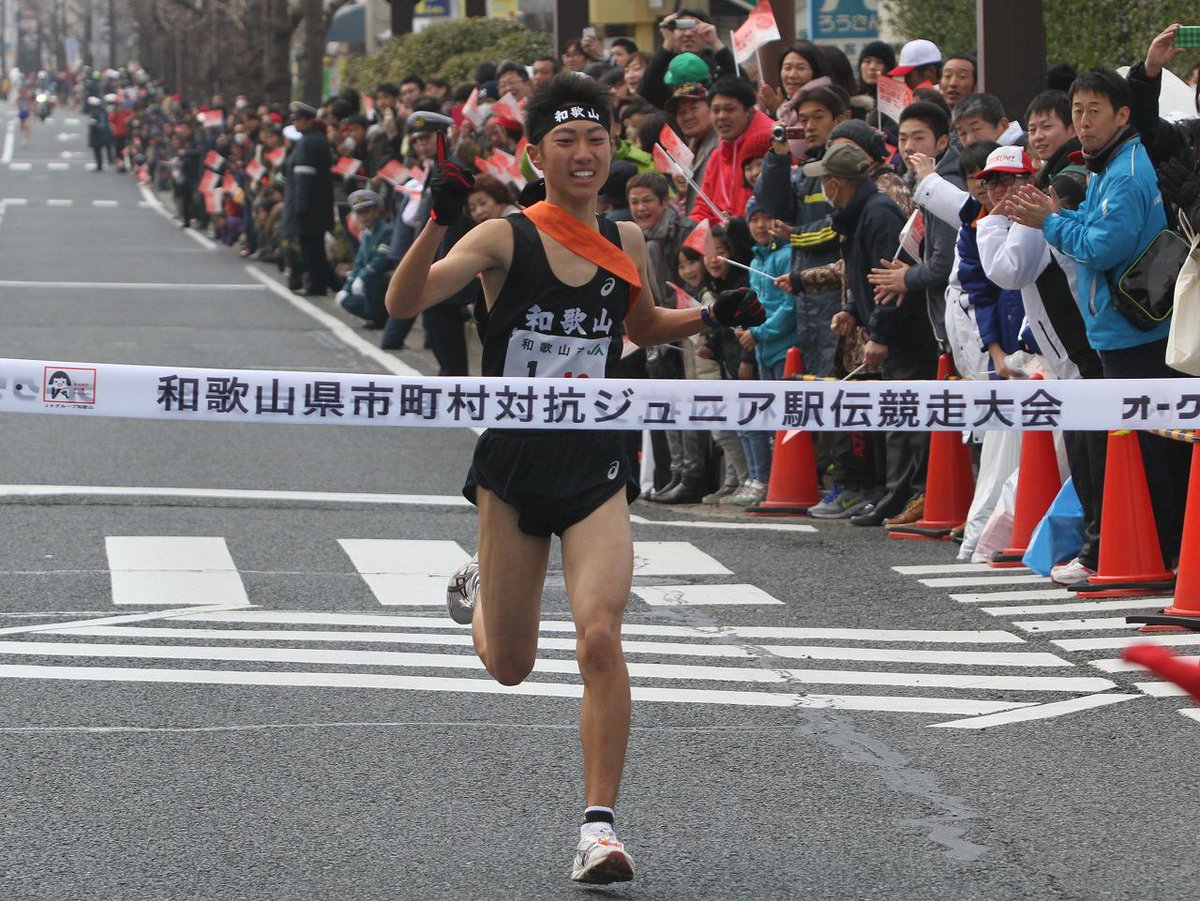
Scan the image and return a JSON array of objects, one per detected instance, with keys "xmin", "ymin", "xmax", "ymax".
[{"xmin": 503, "ymin": 329, "xmax": 609, "ymax": 379}]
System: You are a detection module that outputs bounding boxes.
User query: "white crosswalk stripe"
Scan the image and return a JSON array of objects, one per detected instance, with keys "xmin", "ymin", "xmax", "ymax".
[
  {"xmin": 0, "ymin": 607, "xmax": 1111, "ymax": 719},
  {"xmin": 890, "ymin": 557, "xmax": 1197, "ymax": 722},
  {"xmin": 105, "ymin": 537, "xmax": 250, "ymax": 606}
]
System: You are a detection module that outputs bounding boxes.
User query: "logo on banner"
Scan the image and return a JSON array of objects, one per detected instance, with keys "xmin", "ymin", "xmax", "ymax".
[{"xmin": 43, "ymin": 366, "xmax": 96, "ymax": 407}]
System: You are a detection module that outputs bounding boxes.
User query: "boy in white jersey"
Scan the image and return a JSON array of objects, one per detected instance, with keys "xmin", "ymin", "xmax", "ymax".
[{"xmin": 385, "ymin": 74, "xmax": 764, "ymax": 885}]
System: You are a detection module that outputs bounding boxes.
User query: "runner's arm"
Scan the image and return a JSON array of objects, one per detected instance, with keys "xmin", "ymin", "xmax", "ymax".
[
  {"xmin": 385, "ymin": 217, "xmax": 509, "ymax": 318},
  {"xmin": 619, "ymin": 222, "xmax": 706, "ymax": 346}
]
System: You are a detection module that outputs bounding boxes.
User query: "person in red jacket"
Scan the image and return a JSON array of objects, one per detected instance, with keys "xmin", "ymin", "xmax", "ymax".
[
  {"xmin": 109, "ymin": 102, "xmax": 134, "ymax": 172},
  {"xmin": 690, "ymin": 76, "xmax": 774, "ymax": 224}
]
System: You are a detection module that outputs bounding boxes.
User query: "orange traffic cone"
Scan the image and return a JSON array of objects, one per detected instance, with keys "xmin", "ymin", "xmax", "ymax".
[
  {"xmin": 890, "ymin": 354, "xmax": 975, "ymax": 541},
  {"xmin": 749, "ymin": 347, "xmax": 821, "ymax": 516},
  {"xmin": 991, "ymin": 385, "xmax": 1063, "ymax": 565},
  {"xmin": 1162, "ymin": 443, "xmax": 1200, "ymax": 616},
  {"xmin": 1074, "ymin": 430, "xmax": 1176, "ymax": 598}
]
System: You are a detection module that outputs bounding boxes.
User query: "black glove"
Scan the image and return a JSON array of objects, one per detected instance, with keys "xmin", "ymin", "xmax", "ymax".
[
  {"xmin": 704, "ymin": 287, "xmax": 766, "ymax": 328},
  {"xmin": 429, "ymin": 132, "xmax": 474, "ymax": 226},
  {"xmin": 1158, "ymin": 156, "xmax": 1200, "ymax": 212}
]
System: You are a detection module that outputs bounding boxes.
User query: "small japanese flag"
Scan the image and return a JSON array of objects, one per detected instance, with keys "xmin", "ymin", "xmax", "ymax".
[
  {"xmin": 895, "ymin": 209, "xmax": 925, "ymax": 263},
  {"xmin": 333, "ymin": 156, "xmax": 362, "ymax": 178},
  {"xmin": 658, "ymin": 124, "xmax": 694, "ymax": 174},
  {"xmin": 683, "ymin": 218, "xmax": 717, "ymax": 257},
  {"xmin": 666, "ymin": 280, "xmax": 701, "ymax": 310},
  {"xmin": 377, "ymin": 159, "xmax": 404, "ymax": 185},
  {"xmin": 731, "ymin": 0, "xmax": 781, "ymax": 65},
  {"xmin": 265, "ymin": 147, "xmax": 285, "ymax": 167},
  {"xmin": 462, "ymin": 87, "xmax": 487, "ymax": 127},
  {"xmin": 493, "ymin": 91, "xmax": 526, "ymax": 125},
  {"xmin": 203, "ymin": 149, "xmax": 225, "ymax": 172},
  {"xmin": 245, "ymin": 158, "xmax": 265, "ymax": 181},
  {"xmin": 876, "ymin": 76, "xmax": 914, "ymax": 124}
]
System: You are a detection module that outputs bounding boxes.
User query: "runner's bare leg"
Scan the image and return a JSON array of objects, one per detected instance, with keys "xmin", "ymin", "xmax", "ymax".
[
  {"xmin": 560, "ymin": 489, "xmax": 634, "ymax": 808},
  {"xmin": 473, "ymin": 487, "xmax": 551, "ymax": 684}
]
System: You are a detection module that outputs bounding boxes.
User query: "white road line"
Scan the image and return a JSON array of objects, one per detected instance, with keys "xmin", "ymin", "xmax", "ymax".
[
  {"xmin": 0, "ymin": 664, "xmax": 1033, "ymax": 714},
  {"xmin": 338, "ymin": 538, "xmax": 470, "ymax": 607},
  {"xmin": 1, "ymin": 197, "xmax": 29, "ymax": 206},
  {"xmin": 928, "ymin": 693, "xmax": 1142, "ymax": 729},
  {"xmin": 8, "ymin": 161, "xmax": 31, "ymax": 171},
  {"xmin": 0, "ymin": 280, "xmax": 266, "ymax": 291},
  {"xmin": 46, "ymin": 162, "xmax": 68, "ymax": 170},
  {"xmin": 950, "ymin": 588, "xmax": 1078, "ymax": 603},
  {"xmin": 1091, "ymin": 655, "xmax": 1199, "ymax": 672},
  {"xmin": 919, "ymin": 574, "xmax": 1051, "ymax": 588},
  {"xmin": 0, "ymin": 484, "xmax": 473, "ymax": 506},
  {"xmin": 91, "ymin": 199, "xmax": 119, "ymax": 207},
  {"xmin": 64, "ymin": 118, "xmax": 81, "ymax": 126},
  {"xmin": 0, "ymin": 604, "xmax": 243, "ymax": 637},
  {"xmin": 1134, "ymin": 682, "xmax": 1185, "ymax": 697},
  {"xmin": 105, "ymin": 537, "xmax": 250, "ymax": 606},
  {"xmin": 46, "ymin": 199, "xmax": 73, "ymax": 207},
  {"xmin": 893, "ymin": 563, "xmax": 1028, "ymax": 575},
  {"xmin": 245, "ymin": 266, "xmax": 423, "ymax": 378},
  {"xmin": 1, "ymin": 117, "xmax": 14, "ymax": 163},
  {"xmin": 628, "ymin": 514, "xmax": 816, "ymax": 533},
  {"xmin": 181, "ymin": 225, "xmax": 217, "ymax": 249},
  {"xmin": 631, "ymin": 584, "xmax": 784, "ymax": 607},
  {"xmin": 0, "ymin": 639, "xmax": 1117, "ymax": 693},
  {"xmin": 39, "ymin": 625, "xmax": 759, "ymax": 659},
  {"xmin": 1013, "ymin": 617, "xmax": 1135, "ymax": 634},
  {"xmin": 1055, "ymin": 633, "xmax": 1200, "ymax": 652},
  {"xmin": 137, "ymin": 183, "xmax": 215, "ymax": 250},
  {"xmin": 758, "ymin": 644, "xmax": 1072, "ymax": 668},
  {"xmin": 726, "ymin": 626, "xmax": 1023, "ymax": 643},
  {"xmin": 1179, "ymin": 709, "xmax": 1200, "ymax": 724},
  {"xmin": 632, "ymin": 542, "xmax": 732, "ymax": 576},
  {"xmin": 982, "ymin": 598, "xmax": 1170, "ymax": 617}
]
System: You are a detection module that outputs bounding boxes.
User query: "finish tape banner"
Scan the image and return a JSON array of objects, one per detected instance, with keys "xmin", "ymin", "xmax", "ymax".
[{"xmin": 2, "ymin": 358, "xmax": 1200, "ymax": 432}]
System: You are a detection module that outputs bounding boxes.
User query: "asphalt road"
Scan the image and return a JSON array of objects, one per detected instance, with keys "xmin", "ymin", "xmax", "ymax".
[{"xmin": 1, "ymin": 104, "xmax": 1198, "ymax": 901}]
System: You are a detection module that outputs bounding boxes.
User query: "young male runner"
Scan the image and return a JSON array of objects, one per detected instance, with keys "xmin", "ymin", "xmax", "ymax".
[{"xmin": 385, "ymin": 74, "xmax": 764, "ymax": 885}]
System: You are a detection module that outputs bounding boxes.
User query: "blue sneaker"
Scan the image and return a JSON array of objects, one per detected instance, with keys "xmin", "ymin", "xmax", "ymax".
[{"xmin": 808, "ymin": 484, "xmax": 866, "ymax": 519}]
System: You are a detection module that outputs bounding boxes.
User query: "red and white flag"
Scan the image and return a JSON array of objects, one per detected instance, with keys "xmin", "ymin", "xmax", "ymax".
[
  {"xmin": 203, "ymin": 187, "xmax": 223, "ymax": 215},
  {"xmin": 265, "ymin": 147, "xmax": 285, "ymax": 168},
  {"xmin": 658, "ymin": 124, "xmax": 694, "ymax": 174},
  {"xmin": 462, "ymin": 87, "xmax": 487, "ymax": 127},
  {"xmin": 652, "ymin": 143, "xmax": 677, "ymax": 176},
  {"xmin": 332, "ymin": 156, "xmax": 362, "ymax": 178},
  {"xmin": 683, "ymin": 218, "xmax": 717, "ymax": 257},
  {"xmin": 492, "ymin": 91, "xmax": 526, "ymax": 125},
  {"xmin": 876, "ymin": 76, "xmax": 914, "ymax": 123},
  {"xmin": 666, "ymin": 281, "xmax": 701, "ymax": 310},
  {"xmin": 362, "ymin": 95, "xmax": 376, "ymax": 119},
  {"xmin": 377, "ymin": 159, "xmax": 405, "ymax": 185},
  {"xmin": 221, "ymin": 171, "xmax": 237, "ymax": 194},
  {"xmin": 245, "ymin": 158, "xmax": 265, "ymax": 182},
  {"xmin": 198, "ymin": 169, "xmax": 220, "ymax": 193},
  {"xmin": 895, "ymin": 209, "xmax": 926, "ymax": 263},
  {"xmin": 731, "ymin": 0, "xmax": 781, "ymax": 65},
  {"xmin": 203, "ymin": 149, "xmax": 224, "ymax": 171}
]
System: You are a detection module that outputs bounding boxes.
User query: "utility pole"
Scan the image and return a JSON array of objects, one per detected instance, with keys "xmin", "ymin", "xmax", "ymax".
[
  {"xmin": 554, "ymin": 0, "xmax": 586, "ymax": 56},
  {"xmin": 977, "ymin": 0, "xmax": 1046, "ymax": 120},
  {"xmin": 390, "ymin": 0, "xmax": 414, "ymax": 38}
]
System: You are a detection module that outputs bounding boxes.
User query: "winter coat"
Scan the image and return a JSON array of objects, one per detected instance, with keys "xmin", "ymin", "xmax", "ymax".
[
  {"xmin": 282, "ymin": 126, "xmax": 334, "ymax": 237},
  {"xmin": 747, "ymin": 240, "xmax": 795, "ymax": 370},
  {"xmin": 642, "ymin": 205, "xmax": 695, "ymax": 308},
  {"xmin": 774, "ymin": 76, "xmax": 833, "ymax": 160},
  {"xmin": 691, "ymin": 110, "xmax": 774, "ymax": 224},
  {"xmin": 346, "ymin": 218, "xmax": 396, "ymax": 318},
  {"xmin": 833, "ymin": 177, "xmax": 936, "ymax": 362},
  {"xmin": 954, "ymin": 196, "xmax": 1024, "ymax": 355},
  {"xmin": 1042, "ymin": 131, "xmax": 1169, "ymax": 350}
]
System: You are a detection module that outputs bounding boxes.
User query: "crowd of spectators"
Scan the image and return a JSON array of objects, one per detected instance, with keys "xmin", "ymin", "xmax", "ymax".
[{"xmin": 50, "ymin": 15, "xmax": 1200, "ymax": 581}]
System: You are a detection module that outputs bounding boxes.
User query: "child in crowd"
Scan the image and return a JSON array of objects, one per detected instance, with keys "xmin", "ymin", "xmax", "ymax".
[{"xmin": 729, "ymin": 200, "xmax": 794, "ymax": 505}]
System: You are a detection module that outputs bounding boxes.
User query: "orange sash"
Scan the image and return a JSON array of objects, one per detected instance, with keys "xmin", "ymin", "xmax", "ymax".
[{"xmin": 522, "ymin": 201, "xmax": 641, "ymax": 313}]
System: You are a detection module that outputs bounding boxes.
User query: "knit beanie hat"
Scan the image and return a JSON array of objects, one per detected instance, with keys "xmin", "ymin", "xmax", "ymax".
[
  {"xmin": 858, "ymin": 40, "xmax": 897, "ymax": 73},
  {"xmin": 829, "ymin": 119, "xmax": 888, "ymax": 162}
]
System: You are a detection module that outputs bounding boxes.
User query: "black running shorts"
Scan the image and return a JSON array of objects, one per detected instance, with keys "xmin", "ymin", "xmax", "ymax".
[{"xmin": 463, "ymin": 429, "xmax": 640, "ymax": 537}]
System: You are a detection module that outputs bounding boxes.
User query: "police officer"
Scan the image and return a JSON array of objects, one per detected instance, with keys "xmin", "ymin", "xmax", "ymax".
[
  {"xmin": 381, "ymin": 110, "xmax": 477, "ymax": 373},
  {"xmin": 282, "ymin": 101, "xmax": 335, "ymax": 296},
  {"xmin": 337, "ymin": 189, "xmax": 395, "ymax": 329}
]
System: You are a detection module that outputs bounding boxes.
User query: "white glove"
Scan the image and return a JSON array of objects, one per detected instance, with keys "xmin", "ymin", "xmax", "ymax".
[
  {"xmin": 335, "ymin": 289, "xmax": 348, "ymax": 305},
  {"xmin": 351, "ymin": 277, "xmax": 365, "ymax": 296}
]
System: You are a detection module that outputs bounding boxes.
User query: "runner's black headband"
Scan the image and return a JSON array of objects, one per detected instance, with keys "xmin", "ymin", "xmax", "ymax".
[{"xmin": 527, "ymin": 104, "xmax": 612, "ymax": 145}]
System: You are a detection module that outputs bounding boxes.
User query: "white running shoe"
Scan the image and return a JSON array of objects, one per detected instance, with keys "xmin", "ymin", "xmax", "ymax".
[
  {"xmin": 445, "ymin": 554, "xmax": 479, "ymax": 625},
  {"xmin": 1050, "ymin": 556, "xmax": 1095, "ymax": 586},
  {"xmin": 571, "ymin": 827, "xmax": 634, "ymax": 884}
]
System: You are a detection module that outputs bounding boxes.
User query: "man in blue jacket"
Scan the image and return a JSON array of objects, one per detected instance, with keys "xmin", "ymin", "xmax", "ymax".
[
  {"xmin": 1010, "ymin": 68, "xmax": 1189, "ymax": 565},
  {"xmin": 337, "ymin": 190, "xmax": 395, "ymax": 329}
]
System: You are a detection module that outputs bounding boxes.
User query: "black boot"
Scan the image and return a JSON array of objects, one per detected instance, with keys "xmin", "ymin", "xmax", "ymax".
[
  {"xmin": 647, "ymin": 476, "xmax": 681, "ymax": 503},
  {"xmin": 652, "ymin": 480, "xmax": 706, "ymax": 505}
]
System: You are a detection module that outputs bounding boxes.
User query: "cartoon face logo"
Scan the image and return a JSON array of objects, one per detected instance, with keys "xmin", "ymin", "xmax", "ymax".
[{"xmin": 47, "ymin": 370, "xmax": 72, "ymax": 400}]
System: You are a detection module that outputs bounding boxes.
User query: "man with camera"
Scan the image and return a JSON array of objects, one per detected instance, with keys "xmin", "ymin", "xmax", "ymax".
[{"xmin": 638, "ymin": 9, "xmax": 737, "ymax": 110}]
